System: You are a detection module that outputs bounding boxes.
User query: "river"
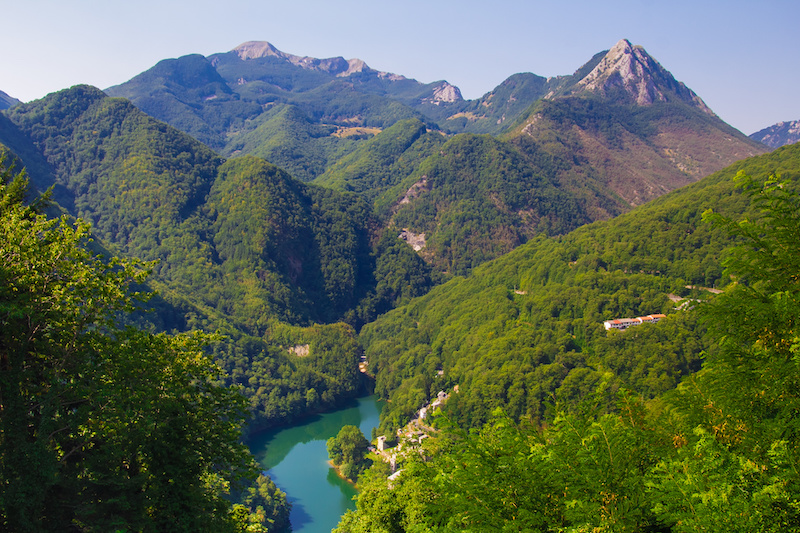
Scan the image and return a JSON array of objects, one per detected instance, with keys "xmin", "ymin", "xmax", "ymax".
[{"xmin": 247, "ymin": 395, "xmax": 382, "ymax": 533}]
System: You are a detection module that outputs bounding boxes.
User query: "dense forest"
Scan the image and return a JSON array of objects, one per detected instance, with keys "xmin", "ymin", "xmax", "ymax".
[
  {"xmin": 0, "ymin": 36, "xmax": 793, "ymax": 532},
  {"xmin": 0, "ymin": 86, "xmax": 443, "ymax": 432},
  {"xmin": 0, "ymin": 160, "xmax": 291, "ymax": 531},
  {"xmin": 361, "ymin": 143, "xmax": 800, "ymax": 439},
  {"xmin": 336, "ymin": 161, "xmax": 800, "ymax": 532}
]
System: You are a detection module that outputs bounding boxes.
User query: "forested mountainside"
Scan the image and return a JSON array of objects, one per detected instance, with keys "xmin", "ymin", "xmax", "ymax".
[
  {"xmin": 0, "ymin": 161, "xmax": 293, "ymax": 531},
  {"xmin": 750, "ymin": 119, "xmax": 800, "ymax": 148},
  {"xmin": 362, "ymin": 142, "xmax": 800, "ymax": 438},
  {"xmin": 1, "ymin": 34, "xmax": 797, "ymax": 532},
  {"xmin": 0, "ymin": 89, "xmax": 19, "ymax": 110},
  {"xmin": 337, "ymin": 138, "xmax": 800, "ymax": 533},
  {"xmin": 107, "ymin": 40, "xmax": 765, "ymax": 195},
  {"xmin": 0, "ymin": 85, "xmax": 438, "ymax": 431}
]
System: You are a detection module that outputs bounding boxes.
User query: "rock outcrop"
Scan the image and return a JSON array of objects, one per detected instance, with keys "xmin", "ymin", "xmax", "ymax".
[
  {"xmin": 750, "ymin": 120, "xmax": 800, "ymax": 148},
  {"xmin": 572, "ymin": 39, "xmax": 714, "ymax": 115}
]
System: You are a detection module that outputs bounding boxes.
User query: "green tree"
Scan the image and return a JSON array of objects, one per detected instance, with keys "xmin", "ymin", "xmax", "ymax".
[
  {"xmin": 240, "ymin": 474, "xmax": 291, "ymax": 532},
  {"xmin": 327, "ymin": 425, "xmax": 371, "ymax": 482},
  {"xmin": 647, "ymin": 172, "xmax": 800, "ymax": 530},
  {"xmin": 0, "ymin": 161, "xmax": 257, "ymax": 531}
]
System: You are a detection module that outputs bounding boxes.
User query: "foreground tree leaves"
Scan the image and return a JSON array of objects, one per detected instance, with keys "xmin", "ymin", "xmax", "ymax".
[
  {"xmin": 336, "ymin": 171, "xmax": 800, "ymax": 532},
  {"xmin": 0, "ymin": 163, "xmax": 261, "ymax": 531}
]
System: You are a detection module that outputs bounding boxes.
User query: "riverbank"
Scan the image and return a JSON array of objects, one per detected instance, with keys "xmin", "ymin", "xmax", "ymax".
[
  {"xmin": 243, "ymin": 377, "xmax": 376, "ymax": 438},
  {"xmin": 327, "ymin": 460, "xmax": 359, "ymax": 487},
  {"xmin": 247, "ymin": 395, "xmax": 382, "ymax": 533}
]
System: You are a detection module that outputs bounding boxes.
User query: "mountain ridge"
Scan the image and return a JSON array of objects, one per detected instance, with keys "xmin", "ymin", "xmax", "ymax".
[
  {"xmin": 750, "ymin": 119, "xmax": 800, "ymax": 148},
  {"xmin": 563, "ymin": 39, "xmax": 714, "ymax": 114}
]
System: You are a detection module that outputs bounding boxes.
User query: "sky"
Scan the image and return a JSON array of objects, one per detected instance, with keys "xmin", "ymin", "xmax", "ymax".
[{"xmin": 2, "ymin": 0, "xmax": 797, "ymax": 134}]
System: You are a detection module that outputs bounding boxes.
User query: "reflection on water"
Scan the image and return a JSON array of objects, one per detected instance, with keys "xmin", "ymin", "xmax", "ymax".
[{"xmin": 248, "ymin": 396, "xmax": 382, "ymax": 533}]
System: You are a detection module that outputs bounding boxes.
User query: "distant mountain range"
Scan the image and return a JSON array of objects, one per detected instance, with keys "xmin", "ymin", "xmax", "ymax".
[
  {"xmin": 0, "ymin": 90, "xmax": 19, "ymax": 110},
  {"xmin": 101, "ymin": 38, "xmax": 766, "ymax": 273},
  {"xmin": 750, "ymin": 119, "xmax": 800, "ymax": 148},
  {"xmin": 4, "ymin": 37, "xmax": 799, "ymax": 532}
]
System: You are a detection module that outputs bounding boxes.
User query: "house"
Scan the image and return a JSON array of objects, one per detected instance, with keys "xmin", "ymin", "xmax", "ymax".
[{"xmin": 603, "ymin": 313, "xmax": 667, "ymax": 331}]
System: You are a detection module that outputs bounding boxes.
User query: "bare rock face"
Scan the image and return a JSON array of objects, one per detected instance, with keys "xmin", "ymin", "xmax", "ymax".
[
  {"xmin": 232, "ymin": 41, "xmax": 404, "ymax": 80},
  {"xmin": 234, "ymin": 41, "xmax": 284, "ymax": 60},
  {"xmin": 399, "ymin": 229, "xmax": 426, "ymax": 251},
  {"xmin": 234, "ymin": 41, "xmax": 352, "ymax": 74},
  {"xmin": 574, "ymin": 39, "xmax": 714, "ymax": 115},
  {"xmin": 398, "ymin": 176, "xmax": 430, "ymax": 205},
  {"xmin": 750, "ymin": 120, "xmax": 800, "ymax": 148},
  {"xmin": 423, "ymin": 82, "xmax": 464, "ymax": 105}
]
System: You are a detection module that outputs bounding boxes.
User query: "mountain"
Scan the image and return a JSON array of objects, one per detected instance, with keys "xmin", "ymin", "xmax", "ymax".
[
  {"xmin": 323, "ymin": 40, "xmax": 764, "ymax": 275},
  {"xmin": 750, "ymin": 119, "xmax": 800, "ymax": 148},
  {"xmin": 0, "ymin": 85, "xmax": 438, "ymax": 429},
  {"xmin": 104, "ymin": 41, "xmax": 457, "ymax": 180},
  {"xmin": 505, "ymin": 39, "xmax": 766, "ymax": 211},
  {"xmin": 561, "ymin": 39, "xmax": 714, "ymax": 111},
  {"xmin": 106, "ymin": 39, "xmax": 763, "ymax": 189},
  {"xmin": 361, "ymin": 141, "xmax": 800, "ymax": 436},
  {"xmin": 313, "ymin": 118, "xmax": 447, "ymax": 202},
  {"xmin": 0, "ymin": 89, "xmax": 19, "ymax": 110}
]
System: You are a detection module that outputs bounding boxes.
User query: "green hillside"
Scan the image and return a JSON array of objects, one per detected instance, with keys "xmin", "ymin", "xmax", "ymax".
[
  {"xmin": 378, "ymin": 132, "xmax": 594, "ymax": 275},
  {"xmin": 106, "ymin": 49, "xmax": 430, "ymax": 181},
  {"xmin": 362, "ymin": 142, "xmax": 800, "ymax": 437},
  {"xmin": 0, "ymin": 86, "xmax": 438, "ymax": 430},
  {"xmin": 336, "ymin": 143, "xmax": 800, "ymax": 533},
  {"xmin": 313, "ymin": 118, "xmax": 445, "ymax": 201}
]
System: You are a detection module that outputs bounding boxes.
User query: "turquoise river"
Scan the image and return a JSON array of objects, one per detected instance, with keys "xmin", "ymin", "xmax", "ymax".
[{"xmin": 247, "ymin": 395, "xmax": 382, "ymax": 532}]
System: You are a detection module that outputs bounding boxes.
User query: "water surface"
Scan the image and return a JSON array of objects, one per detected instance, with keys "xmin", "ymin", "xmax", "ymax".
[{"xmin": 248, "ymin": 396, "xmax": 382, "ymax": 533}]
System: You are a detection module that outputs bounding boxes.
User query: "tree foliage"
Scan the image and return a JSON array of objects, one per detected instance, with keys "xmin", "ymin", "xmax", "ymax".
[
  {"xmin": 338, "ymin": 168, "xmax": 800, "ymax": 532},
  {"xmin": 0, "ymin": 161, "xmax": 260, "ymax": 531},
  {"xmin": 327, "ymin": 425, "xmax": 372, "ymax": 483}
]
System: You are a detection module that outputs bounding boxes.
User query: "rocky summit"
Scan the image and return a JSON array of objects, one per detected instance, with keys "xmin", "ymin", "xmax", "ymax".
[
  {"xmin": 570, "ymin": 38, "xmax": 714, "ymax": 113},
  {"xmin": 750, "ymin": 119, "xmax": 800, "ymax": 148}
]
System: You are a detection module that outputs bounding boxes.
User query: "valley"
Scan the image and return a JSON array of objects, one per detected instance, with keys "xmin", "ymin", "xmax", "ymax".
[{"xmin": 2, "ymin": 36, "xmax": 799, "ymax": 532}]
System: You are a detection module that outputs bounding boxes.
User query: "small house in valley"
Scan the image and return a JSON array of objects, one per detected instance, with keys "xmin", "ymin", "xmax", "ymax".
[{"xmin": 603, "ymin": 314, "xmax": 666, "ymax": 331}]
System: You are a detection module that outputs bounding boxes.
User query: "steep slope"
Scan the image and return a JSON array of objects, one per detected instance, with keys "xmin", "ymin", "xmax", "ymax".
[
  {"xmin": 438, "ymin": 72, "xmax": 563, "ymax": 134},
  {"xmin": 361, "ymin": 142, "xmax": 800, "ymax": 435},
  {"xmin": 0, "ymin": 89, "xmax": 19, "ymax": 110},
  {"xmin": 4, "ymin": 85, "xmax": 222, "ymax": 255},
  {"xmin": 750, "ymin": 119, "xmax": 800, "ymax": 148},
  {"xmin": 563, "ymin": 39, "xmax": 713, "ymax": 110},
  {"xmin": 378, "ymin": 133, "xmax": 594, "ymax": 275},
  {"xmin": 313, "ymin": 118, "xmax": 446, "ymax": 201},
  {"xmin": 315, "ymin": 40, "xmax": 764, "ymax": 276},
  {"xmin": 2, "ymin": 85, "xmax": 440, "ymax": 429},
  {"xmin": 508, "ymin": 39, "xmax": 767, "ymax": 209},
  {"xmin": 105, "ymin": 42, "xmax": 445, "ymax": 180}
]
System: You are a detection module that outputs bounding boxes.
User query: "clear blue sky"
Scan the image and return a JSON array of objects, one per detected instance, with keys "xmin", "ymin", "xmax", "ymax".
[{"xmin": 2, "ymin": 0, "xmax": 797, "ymax": 134}]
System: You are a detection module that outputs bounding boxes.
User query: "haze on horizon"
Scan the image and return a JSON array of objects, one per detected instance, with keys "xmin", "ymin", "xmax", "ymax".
[{"xmin": 2, "ymin": 0, "xmax": 798, "ymax": 135}]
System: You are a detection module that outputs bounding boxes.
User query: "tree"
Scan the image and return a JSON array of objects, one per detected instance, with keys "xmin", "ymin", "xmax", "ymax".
[
  {"xmin": 646, "ymin": 172, "xmax": 800, "ymax": 530},
  {"xmin": 0, "ymin": 160, "xmax": 257, "ymax": 531},
  {"xmin": 327, "ymin": 425, "xmax": 371, "ymax": 482},
  {"xmin": 240, "ymin": 474, "xmax": 291, "ymax": 533}
]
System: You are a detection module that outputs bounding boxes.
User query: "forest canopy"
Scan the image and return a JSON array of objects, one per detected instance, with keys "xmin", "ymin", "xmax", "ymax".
[{"xmin": 0, "ymin": 160, "xmax": 281, "ymax": 532}]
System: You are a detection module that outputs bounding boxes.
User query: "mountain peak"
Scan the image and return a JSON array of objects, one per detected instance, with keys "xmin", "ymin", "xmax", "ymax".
[
  {"xmin": 233, "ymin": 41, "xmax": 284, "ymax": 60},
  {"xmin": 750, "ymin": 119, "xmax": 800, "ymax": 148},
  {"xmin": 232, "ymin": 41, "xmax": 379, "ymax": 78},
  {"xmin": 573, "ymin": 39, "xmax": 714, "ymax": 114},
  {"xmin": 423, "ymin": 81, "xmax": 463, "ymax": 105}
]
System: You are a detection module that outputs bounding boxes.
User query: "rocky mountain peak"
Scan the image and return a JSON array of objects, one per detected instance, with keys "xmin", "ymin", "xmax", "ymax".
[
  {"xmin": 573, "ymin": 39, "xmax": 714, "ymax": 115},
  {"xmin": 423, "ymin": 82, "xmax": 463, "ymax": 105},
  {"xmin": 750, "ymin": 120, "xmax": 800, "ymax": 148},
  {"xmin": 232, "ymin": 41, "xmax": 381, "ymax": 78},
  {"xmin": 233, "ymin": 41, "xmax": 283, "ymax": 60}
]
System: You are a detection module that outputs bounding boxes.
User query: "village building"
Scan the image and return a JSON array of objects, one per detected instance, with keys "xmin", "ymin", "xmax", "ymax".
[{"xmin": 603, "ymin": 314, "xmax": 666, "ymax": 331}]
